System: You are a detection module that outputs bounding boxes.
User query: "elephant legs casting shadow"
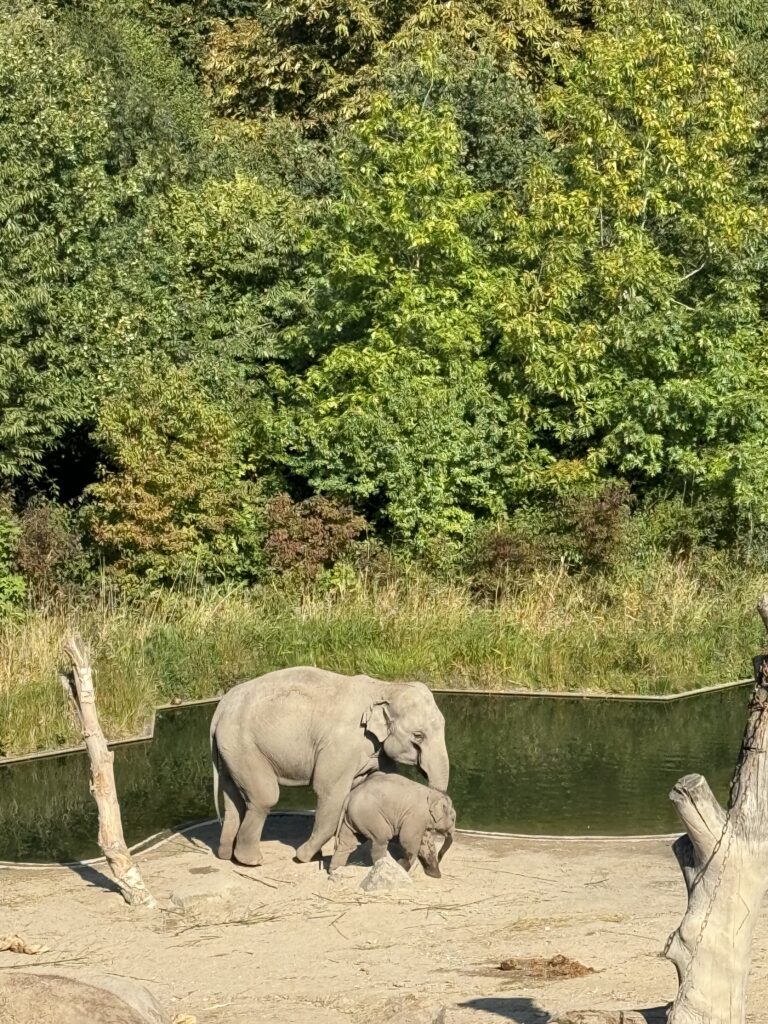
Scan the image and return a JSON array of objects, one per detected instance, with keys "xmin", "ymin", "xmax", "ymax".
[
  {"xmin": 460, "ymin": 1000, "xmax": 668, "ymax": 1023},
  {"xmin": 167, "ymin": 813, "xmax": 317, "ymax": 859}
]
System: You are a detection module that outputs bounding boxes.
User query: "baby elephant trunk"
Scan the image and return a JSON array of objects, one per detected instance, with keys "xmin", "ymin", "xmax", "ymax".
[
  {"xmin": 418, "ymin": 828, "xmax": 454, "ymax": 878},
  {"xmin": 417, "ymin": 832, "xmax": 442, "ymax": 878},
  {"xmin": 437, "ymin": 829, "xmax": 454, "ymax": 864}
]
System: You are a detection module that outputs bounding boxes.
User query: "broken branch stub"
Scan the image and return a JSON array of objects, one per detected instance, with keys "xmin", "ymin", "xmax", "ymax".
[
  {"xmin": 665, "ymin": 632, "xmax": 768, "ymax": 1024},
  {"xmin": 61, "ymin": 634, "xmax": 156, "ymax": 908}
]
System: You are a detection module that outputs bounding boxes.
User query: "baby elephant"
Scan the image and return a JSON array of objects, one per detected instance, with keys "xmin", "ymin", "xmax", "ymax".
[{"xmin": 331, "ymin": 772, "xmax": 456, "ymax": 878}]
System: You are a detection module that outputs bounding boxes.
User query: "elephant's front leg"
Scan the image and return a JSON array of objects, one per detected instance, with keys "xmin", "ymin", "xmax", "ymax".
[
  {"xmin": 371, "ymin": 839, "xmax": 390, "ymax": 864},
  {"xmin": 397, "ymin": 852, "xmax": 415, "ymax": 873},
  {"xmin": 295, "ymin": 767, "xmax": 355, "ymax": 863}
]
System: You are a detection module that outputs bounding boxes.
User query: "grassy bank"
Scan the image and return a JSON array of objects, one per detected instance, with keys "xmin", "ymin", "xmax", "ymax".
[{"xmin": 1, "ymin": 557, "xmax": 766, "ymax": 757}]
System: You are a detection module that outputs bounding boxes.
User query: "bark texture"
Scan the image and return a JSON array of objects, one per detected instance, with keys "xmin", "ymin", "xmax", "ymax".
[
  {"xmin": 61, "ymin": 635, "xmax": 156, "ymax": 908},
  {"xmin": 665, "ymin": 616, "xmax": 768, "ymax": 1024}
]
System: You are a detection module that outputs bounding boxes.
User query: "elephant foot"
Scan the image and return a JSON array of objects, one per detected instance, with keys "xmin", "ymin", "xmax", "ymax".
[
  {"xmin": 234, "ymin": 853, "xmax": 264, "ymax": 867},
  {"xmin": 233, "ymin": 843, "xmax": 263, "ymax": 867},
  {"xmin": 292, "ymin": 847, "xmax": 319, "ymax": 864},
  {"xmin": 422, "ymin": 865, "xmax": 442, "ymax": 879},
  {"xmin": 294, "ymin": 842, "xmax": 321, "ymax": 863},
  {"xmin": 217, "ymin": 841, "xmax": 234, "ymax": 861}
]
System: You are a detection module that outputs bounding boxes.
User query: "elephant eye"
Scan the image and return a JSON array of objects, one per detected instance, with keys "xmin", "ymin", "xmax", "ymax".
[{"xmin": 413, "ymin": 731, "xmax": 425, "ymax": 743}]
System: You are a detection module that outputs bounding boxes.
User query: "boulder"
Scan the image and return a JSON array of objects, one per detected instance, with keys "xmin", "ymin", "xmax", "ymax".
[
  {"xmin": 0, "ymin": 969, "xmax": 169, "ymax": 1024},
  {"xmin": 360, "ymin": 856, "xmax": 413, "ymax": 892}
]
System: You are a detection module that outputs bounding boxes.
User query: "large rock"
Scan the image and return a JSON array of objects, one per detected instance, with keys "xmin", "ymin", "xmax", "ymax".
[
  {"xmin": 360, "ymin": 856, "xmax": 413, "ymax": 892},
  {"xmin": 0, "ymin": 969, "xmax": 169, "ymax": 1024}
]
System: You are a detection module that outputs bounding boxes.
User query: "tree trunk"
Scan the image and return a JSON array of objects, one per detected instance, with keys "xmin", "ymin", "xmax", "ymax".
[
  {"xmin": 61, "ymin": 634, "xmax": 156, "ymax": 908},
  {"xmin": 665, "ymin": 606, "xmax": 768, "ymax": 1024}
]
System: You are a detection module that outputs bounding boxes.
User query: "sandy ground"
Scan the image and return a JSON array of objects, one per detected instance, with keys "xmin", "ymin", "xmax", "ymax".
[{"xmin": 1, "ymin": 816, "xmax": 767, "ymax": 1024}]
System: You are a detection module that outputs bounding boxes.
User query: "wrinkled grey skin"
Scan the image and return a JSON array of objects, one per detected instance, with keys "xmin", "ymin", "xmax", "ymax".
[
  {"xmin": 330, "ymin": 772, "xmax": 456, "ymax": 878},
  {"xmin": 210, "ymin": 667, "xmax": 449, "ymax": 867}
]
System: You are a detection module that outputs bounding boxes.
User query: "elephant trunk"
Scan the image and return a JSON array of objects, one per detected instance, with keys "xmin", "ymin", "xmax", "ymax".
[
  {"xmin": 420, "ymin": 742, "xmax": 450, "ymax": 792},
  {"xmin": 418, "ymin": 833, "xmax": 441, "ymax": 878},
  {"xmin": 437, "ymin": 829, "xmax": 454, "ymax": 864}
]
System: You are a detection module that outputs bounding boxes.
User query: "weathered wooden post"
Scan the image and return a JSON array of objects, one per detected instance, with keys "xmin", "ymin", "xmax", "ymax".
[
  {"xmin": 664, "ymin": 595, "xmax": 768, "ymax": 1024},
  {"xmin": 61, "ymin": 633, "xmax": 156, "ymax": 908}
]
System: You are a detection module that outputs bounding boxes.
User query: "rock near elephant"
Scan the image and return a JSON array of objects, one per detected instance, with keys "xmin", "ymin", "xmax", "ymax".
[{"xmin": 210, "ymin": 667, "xmax": 450, "ymax": 867}]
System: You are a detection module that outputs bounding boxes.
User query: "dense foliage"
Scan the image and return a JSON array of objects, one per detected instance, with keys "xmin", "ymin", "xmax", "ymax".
[{"xmin": 2, "ymin": 0, "xmax": 768, "ymax": 600}]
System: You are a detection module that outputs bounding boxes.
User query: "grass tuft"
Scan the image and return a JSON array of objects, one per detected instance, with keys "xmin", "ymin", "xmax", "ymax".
[{"xmin": 1, "ymin": 554, "xmax": 765, "ymax": 757}]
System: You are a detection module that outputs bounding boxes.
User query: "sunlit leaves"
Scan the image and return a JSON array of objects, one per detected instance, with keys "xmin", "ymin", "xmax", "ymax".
[
  {"xmin": 282, "ymin": 96, "xmax": 523, "ymax": 542},
  {"xmin": 0, "ymin": 5, "xmax": 118, "ymax": 479},
  {"xmin": 85, "ymin": 356, "xmax": 265, "ymax": 581},
  {"xmin": 491, "ymin": 0, "xmax": 768, "ymax": 509}
]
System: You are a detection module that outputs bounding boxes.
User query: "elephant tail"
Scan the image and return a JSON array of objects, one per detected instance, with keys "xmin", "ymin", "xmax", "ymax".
[
  {"xmin": 334, "ymin": 789, "xmax": 354, "ymax": 841},
  {"xmin": 210, "ymin": 707, "xmax": 223, "ymax": 824}
]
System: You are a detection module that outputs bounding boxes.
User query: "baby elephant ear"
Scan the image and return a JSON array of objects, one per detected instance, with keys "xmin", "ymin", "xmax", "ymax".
[
  {"xmin": 361, "ymin": 700, "xmax": 392, "ymax": 743},
  {"xmin": 429, "ymin": 793, "xmax": 455, "ymax": 830}
]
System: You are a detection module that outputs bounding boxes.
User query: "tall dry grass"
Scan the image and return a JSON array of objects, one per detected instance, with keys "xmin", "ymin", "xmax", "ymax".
[{"xmin": 1, "ymin": 554, "xmax": 765, "ymax": 756}]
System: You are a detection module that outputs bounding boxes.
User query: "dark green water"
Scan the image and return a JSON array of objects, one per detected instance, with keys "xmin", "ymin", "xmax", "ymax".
[{"xmin": 0, "ymin": 687, "xmax": 751, "ymax": 862}]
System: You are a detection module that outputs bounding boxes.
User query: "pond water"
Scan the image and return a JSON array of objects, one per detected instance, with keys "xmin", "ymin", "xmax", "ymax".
[{"xmin": 0, "ymin": 687, "xmax": 751, "ymax": 862}]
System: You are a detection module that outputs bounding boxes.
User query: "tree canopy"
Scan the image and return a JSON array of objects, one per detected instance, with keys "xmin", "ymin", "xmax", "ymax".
[{"xmin": 1, "ymin": 0, "xmax": 767, "ymax": 589}]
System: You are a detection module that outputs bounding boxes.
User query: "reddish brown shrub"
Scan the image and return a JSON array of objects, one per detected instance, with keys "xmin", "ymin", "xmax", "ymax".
[
  {"xmin": 16, "ymin": 499, "xmax": 84, "ymax": 603},
  {"xmin": 567, "ymin": 483, "xmax": 633, "ymax": 570},
  {"xmin": 265, "ymin": 494, "xmax": 367, "ymax": 581},
  {"xmin": 467, "ymin": 524, "xmax": 555, "ymax": 598}
]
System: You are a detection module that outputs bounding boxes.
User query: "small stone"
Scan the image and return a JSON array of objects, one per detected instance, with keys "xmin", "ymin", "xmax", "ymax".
[
  {"xmin": 360, "ymin": 856, "xmax": 413, "ymax": 892},
  {"xmin": 327, "ymin": 865, "xmax": 361, "ymax": 884},
  {"xmin": 373, "ymin": 994, "xmax": 446, "ymax": 1023},
  {"xmin": 168, "ymin": 870, "xmax": 239, "ymax": 917}
]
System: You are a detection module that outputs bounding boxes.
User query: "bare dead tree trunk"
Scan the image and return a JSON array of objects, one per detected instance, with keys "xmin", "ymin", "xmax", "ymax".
[
  {"xmin": 61, "ymin": 634, "xmax": 156, "ymax": 908},
  {"xmin": 665, "ymin": 596, "xmax": 768, "ymax": 1024}
]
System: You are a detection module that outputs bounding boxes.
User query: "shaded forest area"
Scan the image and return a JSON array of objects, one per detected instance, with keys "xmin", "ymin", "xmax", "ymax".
[{"xmin": 3, "ymin": 0, "xmax": 768, "ymax": 751}]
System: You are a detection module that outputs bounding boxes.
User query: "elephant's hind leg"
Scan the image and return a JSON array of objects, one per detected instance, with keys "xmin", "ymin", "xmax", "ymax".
[
  {"xmin": 217, "ymin": 768, "xmax": 246, "ymax": 861},
  {"xmin": 232, "ymin": 757, "xmax": 279, "ymax": 868},
  {"xmin": 295, "ymin": 764, "xmax": 356, "ymax": 863},
  {"xmin": 329, "ymin": 820, "xmax": 359, "ymax": 871}
]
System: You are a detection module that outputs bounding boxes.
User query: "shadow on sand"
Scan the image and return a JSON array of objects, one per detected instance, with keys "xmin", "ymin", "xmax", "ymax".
[{"xmin": 460, "ymin": 1000, "xmax": 668, "ymax": 1023}]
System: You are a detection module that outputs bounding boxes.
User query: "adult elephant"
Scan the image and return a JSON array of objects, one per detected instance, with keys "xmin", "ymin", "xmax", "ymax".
[{"xmin": 210, "ymin": 667, "xmax": 449, "ymax": 867}]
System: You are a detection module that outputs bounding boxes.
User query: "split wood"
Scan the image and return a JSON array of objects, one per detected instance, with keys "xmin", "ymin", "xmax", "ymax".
[
  {"xmin": 60, "ymin": 634, "xmax": 156, "ymax": 908},
  {"xmin": 665, "ymin": 593, "xmax": 768, "ymax": 1024}
]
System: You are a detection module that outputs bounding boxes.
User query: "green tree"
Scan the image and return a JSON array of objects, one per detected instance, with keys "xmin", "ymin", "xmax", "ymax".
[
  {"xmin": 491, "ymin": 0, "xmax": 767, "ymax": 514},
  {"xmin": 85, "ymin": 358, "xmax": 265, "ymax": 582},
  {"xmin": 281, "ymin": 96, "xmax": 527, "ymax": 544},
  {"xmin": 202, "ymin": 0, "xmax": 585, "ymax": 127},
  {"xmin": 0, "ymin": 6, "xmax": 117, "ymax": 480},
  {"xmin": 0, "ymin": 4, "xmax": 211, "ymax": 483},
  {"xmin": 0, "ymin": 499, "xmax": 25, "ymax": 615}
]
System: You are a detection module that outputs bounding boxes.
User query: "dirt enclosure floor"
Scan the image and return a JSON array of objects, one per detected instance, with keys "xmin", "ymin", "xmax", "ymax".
[{"xmin": 2, "ymin": 817, "xmax": 767, "ymax": 1023}]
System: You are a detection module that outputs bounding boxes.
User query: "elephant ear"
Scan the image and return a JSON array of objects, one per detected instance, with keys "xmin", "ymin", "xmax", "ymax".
[
  {"xmin": 429, "ymin": 793, "xmax": 455, "ymax": 831},
  {"xmin": 361, "ymin": 700, "xmax": 392, "ymax": 743}
]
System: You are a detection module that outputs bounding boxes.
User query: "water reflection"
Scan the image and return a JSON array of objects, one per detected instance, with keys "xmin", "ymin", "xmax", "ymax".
[{"xmin": 0, "ymin": 687, "xmax": 749, "ymax": 862}]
